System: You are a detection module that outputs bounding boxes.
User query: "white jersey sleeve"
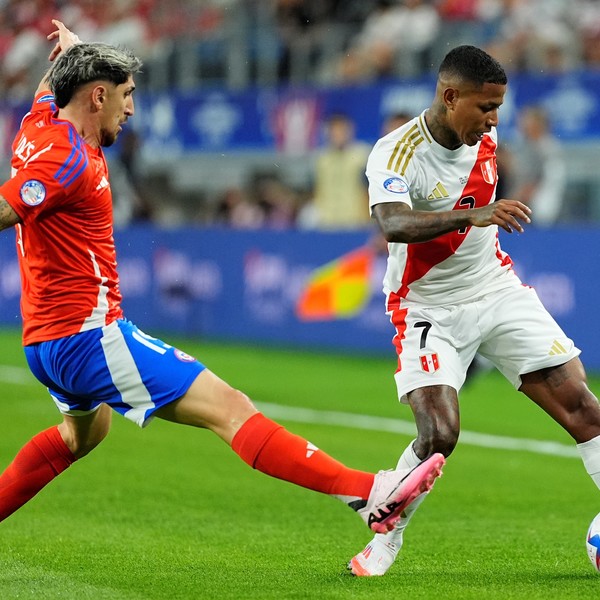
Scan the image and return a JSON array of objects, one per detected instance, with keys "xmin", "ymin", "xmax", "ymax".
[
  {"xmin": 366, "ymin": 118, "xmax": 429, "ymax": 211},
  {"xmin": 366, "ymin": 111, "xmax": 521, "ymax": 307}
]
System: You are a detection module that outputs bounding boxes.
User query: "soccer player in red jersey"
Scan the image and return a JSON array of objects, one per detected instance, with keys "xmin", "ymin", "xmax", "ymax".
[{"xmin": 0, "ymin": 20, "xmax": 444, "ymax": 542}]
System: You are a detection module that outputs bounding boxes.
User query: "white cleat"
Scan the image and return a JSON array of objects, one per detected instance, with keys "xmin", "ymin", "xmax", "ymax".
[
  {"xmin": 348, "ymin": 535, "xmax": 402, "ymax": 577},
  {"xmin": 357, "ymin": 453, "xmax": 445, "ymax": 534}
]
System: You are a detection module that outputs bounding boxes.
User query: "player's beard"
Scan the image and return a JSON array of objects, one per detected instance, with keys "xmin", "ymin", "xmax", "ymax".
[{"xmin": 100, "ymin": 127, "xmax": 118, "ymax": 147}]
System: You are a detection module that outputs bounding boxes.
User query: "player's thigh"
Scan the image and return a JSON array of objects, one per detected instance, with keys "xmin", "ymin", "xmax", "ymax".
[
  {"xmin": 389, "ymin": 302, "xmax": 479, "ymax": 403},
  {"xmin": 154, "ymin": 369, "xmax": 258, "ymax": 444},
  {"xmin": 519, "ymin": 357, "xmax": 600, "ymax": 442},
  {"xmin": 478, "ymin": 285, "xmax": 580, "ymax": 389}
]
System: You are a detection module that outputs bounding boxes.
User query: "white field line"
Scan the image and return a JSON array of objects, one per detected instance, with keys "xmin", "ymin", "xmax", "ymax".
[
  {"xmin": 0, "ymin": 365, "xmax": 36, "ymax": 385},
  {"xmin": 255, "ymin": 402, "xmax": 580, "ymax": 459},
  {"xmin": 0, "ymin": 365, "xmax": 579, "ymax": 459}
]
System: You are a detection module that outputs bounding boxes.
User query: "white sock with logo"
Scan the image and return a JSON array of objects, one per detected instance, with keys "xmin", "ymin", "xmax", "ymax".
[
  {"xmin": 373, "ymin": 440, "xmax": 428, "ymax": 548},
  {"xmin": 577, "ymin": 434, "xmax": 600, "ymax": 489}
]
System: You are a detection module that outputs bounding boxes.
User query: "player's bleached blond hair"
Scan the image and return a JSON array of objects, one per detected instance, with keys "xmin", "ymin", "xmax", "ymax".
[{"xmin": 47, "ymin": 43, "xmax": 142, "ymax": 108}]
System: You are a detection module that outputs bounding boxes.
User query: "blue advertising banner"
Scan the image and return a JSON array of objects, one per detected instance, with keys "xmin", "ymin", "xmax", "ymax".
[
  {"xmin": 1, "ymin": 71, "xmax": 599, "ymax": 168},
  {"xmin": 132, "ymin": 72, "xmax": 600, "ymax": 157},
  {"xmin": 0, "ymin": 226, "xmax": 599, "ymax": 371}
]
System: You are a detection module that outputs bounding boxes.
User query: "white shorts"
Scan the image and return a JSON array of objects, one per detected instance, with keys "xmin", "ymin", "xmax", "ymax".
[{"xmin": 387, "ymin": 284, "xmax": 580, "ymax": 403}]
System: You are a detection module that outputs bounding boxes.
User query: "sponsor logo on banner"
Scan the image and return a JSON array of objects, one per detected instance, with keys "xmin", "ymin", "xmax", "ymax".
[
  {"xmin": 420, "ymin": 353, "xmax": 439, "ymax": 373},
  {"xmin": 481, "ymin": 159, "xmax": 496, "ymax": 185},
  {"xmin": 272, "ymin": 94, "xmax": 320, "ymax": 154},
  {"xmin": 193, "ymin": 92, "xmax": 241, "ymax": 147}
]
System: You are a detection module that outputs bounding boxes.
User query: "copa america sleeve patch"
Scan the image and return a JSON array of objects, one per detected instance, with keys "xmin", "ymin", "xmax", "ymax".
[
  {"xmin": 383, "ymin": 177, "xmax": 409, "ymax": 194},
  {"xmin": 20, "ymin": 180, "xmax": 46, "ymax": 206}
]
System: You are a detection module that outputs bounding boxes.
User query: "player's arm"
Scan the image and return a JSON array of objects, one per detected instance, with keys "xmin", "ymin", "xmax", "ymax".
[
  {"xmin": 373, "ymin": 199, "xmax": 532, "ymax": 244},
  {"xmin": 0, "ymin": 195, "xmax": 22, "ymax": 231},
  {"xmin": 35, "ymin": 19, "xmax": 81, "ymax": 96}
]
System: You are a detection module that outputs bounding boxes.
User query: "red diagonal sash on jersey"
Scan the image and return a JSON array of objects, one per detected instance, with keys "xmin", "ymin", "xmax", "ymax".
[
  {"xmin": 395, "ymin": 135, "xmax": 498, "ymax": 301},
  {"xmin": 387, "ymin": 135, "xmax": 497, "ymax": 372}
]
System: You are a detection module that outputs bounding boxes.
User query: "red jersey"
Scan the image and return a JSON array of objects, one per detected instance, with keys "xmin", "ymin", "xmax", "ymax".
[{"xmin": 0, "ymin": 91, "xmax": 124, "ymax": 345}]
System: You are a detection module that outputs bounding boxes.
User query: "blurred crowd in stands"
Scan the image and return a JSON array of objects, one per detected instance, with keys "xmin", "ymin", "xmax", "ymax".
[
  {"xmin": 2, "ymin": 0, "xmax": 600, "ymax": 99},
  {"xmin": 0, "ymin": 0, "xmax": 594, "ymax": 230}
]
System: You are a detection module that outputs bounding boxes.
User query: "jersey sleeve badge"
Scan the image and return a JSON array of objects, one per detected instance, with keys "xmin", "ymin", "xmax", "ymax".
[
  {"xmin": 20, "ymin": 180, "xmax": 46, "ymax": 206},
  {"xmin": 383, "ymin": 177, "xmax": 409, "ymax": 194}
]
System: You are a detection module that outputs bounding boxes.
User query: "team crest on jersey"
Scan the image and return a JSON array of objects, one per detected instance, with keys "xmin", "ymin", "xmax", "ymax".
[
  {"xmin": 420, "ymin": 353, "xmax": 439, "ymax": 373},
  {"xmin": 383, "ymin": 177, "xmax": 409, "ymax": 194},
  {"xmin": 480, "ymin": 159, "xmax": 496, "ymax": 185},
  {"xmin": 20, "ymin": 180, "xmax": 46, "ymax": 206},
  {"xmin": 174, "ymin": 348, "xmax": 196, "ymax": 363}
]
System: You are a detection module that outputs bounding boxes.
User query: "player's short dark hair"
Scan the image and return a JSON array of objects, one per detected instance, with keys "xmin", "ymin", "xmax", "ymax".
[
  {"xmin": 48, "ymin": 43, "xmax": 143, "ymax": 108},
  {"xmin": 439, "ymin": 45, "xmax": 507, "ymax": 87}
]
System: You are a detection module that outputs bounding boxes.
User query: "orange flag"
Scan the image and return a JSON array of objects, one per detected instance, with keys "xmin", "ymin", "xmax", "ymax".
[{"xmin": 296, "ymin": 246, "xmax": 375, "ymax": 321}]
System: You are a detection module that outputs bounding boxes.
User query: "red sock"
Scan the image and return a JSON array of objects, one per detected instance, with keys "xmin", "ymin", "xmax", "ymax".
[
  {"xmin": 232, "ymin": 413, "xmax": 374, "ymax": 499},
  {"xmin": 0, "ymin": 426, "xmax": 76, "ymax": 522}
]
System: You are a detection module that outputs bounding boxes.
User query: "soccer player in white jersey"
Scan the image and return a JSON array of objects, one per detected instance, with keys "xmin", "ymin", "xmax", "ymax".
[{"xmin": 348, "ymin": 45, "xmax": 600, "ymax": 576}]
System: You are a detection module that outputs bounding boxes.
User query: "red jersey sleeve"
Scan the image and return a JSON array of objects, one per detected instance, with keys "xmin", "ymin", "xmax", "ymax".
[
  {"xmin": 1, "ymin": 92, "xmax": 88, "ymax": 221},
  {"xmin": 0, "ymin": 90, "xmax": 123, "ymax": 345}
]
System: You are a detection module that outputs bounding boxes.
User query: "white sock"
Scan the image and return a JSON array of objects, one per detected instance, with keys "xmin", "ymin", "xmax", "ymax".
[
  {"xmin": 577, "ymin": 434, "xmax": 600, "ymax": 489},
  {"xmin": 374, "ymin": 440, "xmax": 427, "ymax": 547},
  {"xmin": 396, "ymin": 438, "xmax": 422, "ymax": 472}
]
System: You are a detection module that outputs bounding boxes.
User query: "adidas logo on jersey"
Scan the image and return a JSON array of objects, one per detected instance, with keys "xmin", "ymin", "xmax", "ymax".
[
  {"xmin": 427, "ymin": 182, "xmax": 449, "ymax": 200},
  {"xmin": 549, "ymin": 340, "xmax": 568, "ymax": 356},
  {"xmin": 96, "ymin": 176, "xmax": 109, "ymax": 191}
]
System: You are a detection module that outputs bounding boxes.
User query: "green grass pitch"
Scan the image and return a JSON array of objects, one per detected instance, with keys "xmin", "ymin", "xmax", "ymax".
[{"xmin": 0, "ymin": 328, "xmax": 598, "ymax": 599}]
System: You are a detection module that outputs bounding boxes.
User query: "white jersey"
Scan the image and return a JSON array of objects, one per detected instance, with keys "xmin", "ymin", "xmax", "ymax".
[{"xmin": 367, "ymin": 111, "xmax": 520, "ymax": 307}]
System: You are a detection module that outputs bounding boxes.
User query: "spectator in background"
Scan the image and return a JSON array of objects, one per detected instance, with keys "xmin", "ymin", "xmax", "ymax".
[
  {"xmin": 576, "ymin": 0, "xmax": 600, "ymax": 69},
  {"xmin": 306, "ymin": 112, "xmax": 371, "ymax": 230},
  {"xmin": 484, "ymin": 0, "xmax": 580, "ymax": 73},
  {"xmin": 509, "ymin": 105, "xmax": 566, "ymax": 226},
  {"xmin": 92, "ymin": 0, "xmax": 151, "ymax": 60},
  {"xmin": 274, "ymin": 0, "xmax": 339, "ymax": 82},
  {"xmin": 250, "ymin": 171, "xmax": 298, "ymax": 228},
  {"xmin": 110, "ymin": 128, "xmax": 156, "ymax": 227},
  {"xmin": 215, "ymin": 173, "xmax": 298, "ymax": 229},
  {"xmin": 214, "ymin": 186, "xmax": 266, "ymax": 228},
  {"xmin": 381, "ymin": 111, "xmax": 413, "ymax": 135},
  {"xmin": 1, "ymin": 1, "xmax": 48, "ymax": 100},
  {"xmin": 338, "ymin": 0, "xmax": 440, "ymax": 82}
]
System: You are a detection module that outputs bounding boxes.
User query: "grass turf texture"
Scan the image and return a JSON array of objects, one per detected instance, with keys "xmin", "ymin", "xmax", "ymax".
[{"xmin": 0, "ymin": 328, "xmax": 598, "ymax": 599}]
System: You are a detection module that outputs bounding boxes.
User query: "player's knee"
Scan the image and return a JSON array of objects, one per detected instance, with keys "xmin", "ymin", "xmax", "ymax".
[
  {"xmin": 431, "ymin": 429, "xmax": 459, "ymax": 457},
  {"xmin": 70, "ymin": 436, "xmax": 105, "ymax": 459},
  {"xmin": 416, "ymin": 423, "xmax": 459, "ymax": 458},
  {"xmin": 223, "ymin": 387, "xmax": 257, "ymax": 417},
  {"xmin": 59, "ymin": 430, "xmax": 105, "ymax": 460},
  {"xmin": 59, "ymin": 415, "xmax": 111, "ymax": 459},
  {"xmin": 567, "ymin": 386, "xmax": 600, "ymax": 441}
]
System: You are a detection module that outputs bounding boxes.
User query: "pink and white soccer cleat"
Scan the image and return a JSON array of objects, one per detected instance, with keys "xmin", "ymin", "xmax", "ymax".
[{"xmin": 357, "ymin": 453, "xmax": 445, "ymax": 534}]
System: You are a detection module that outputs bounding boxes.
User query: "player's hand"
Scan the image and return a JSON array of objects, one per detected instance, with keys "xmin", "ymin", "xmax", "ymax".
[
  {"xmin": 47, "ymin": 19, "xmax": 81, "ymax": 62},
  {"xmin": 471, "ymin": 199, "xmax": 532, "ymax": 233}
]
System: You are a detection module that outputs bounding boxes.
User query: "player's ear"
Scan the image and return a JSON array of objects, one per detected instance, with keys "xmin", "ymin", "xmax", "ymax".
[
  {"xmin": 91, "ymin": 84, "xmax": 106, "ymax": 110},
  {"xmin": 442, "ymin": 87, "xmax": 459, "ymax": 111}
]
